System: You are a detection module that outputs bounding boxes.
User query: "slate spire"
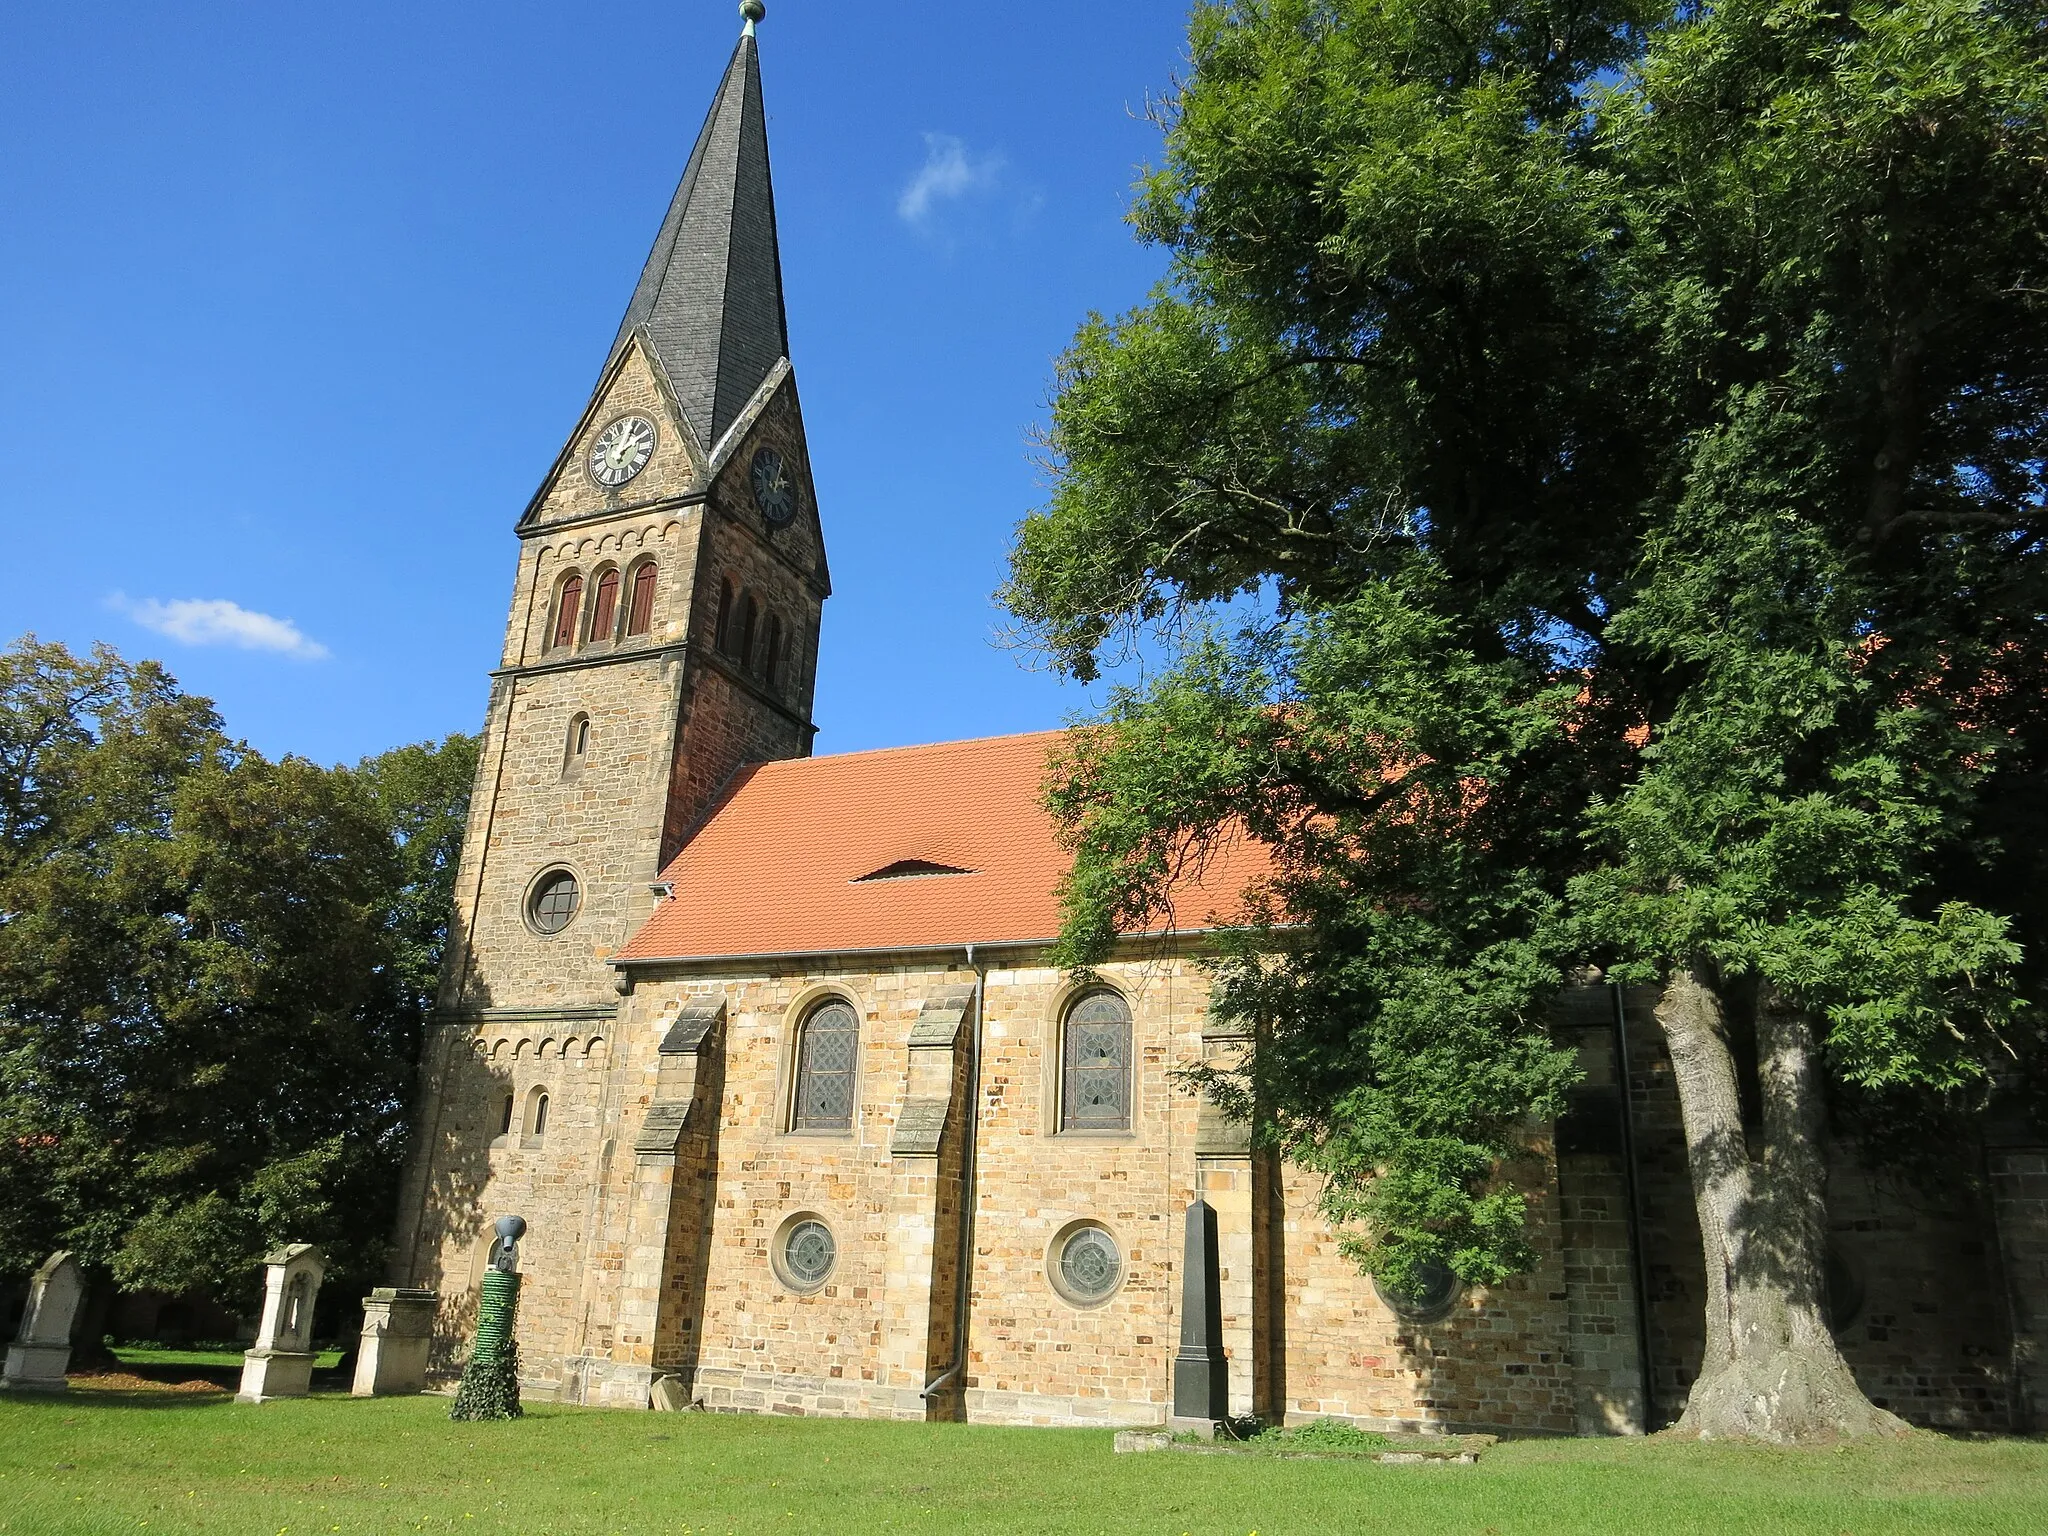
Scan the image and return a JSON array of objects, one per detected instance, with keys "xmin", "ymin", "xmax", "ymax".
[{"xmin": 607, "ymin": 12, "xmax": 789, "ymax": 455}]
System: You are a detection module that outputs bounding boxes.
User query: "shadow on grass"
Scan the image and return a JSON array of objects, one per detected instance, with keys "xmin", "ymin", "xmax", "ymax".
[{"xmin": 13, "ymin": 1388, "xmax": 237, "ymax": 1413}]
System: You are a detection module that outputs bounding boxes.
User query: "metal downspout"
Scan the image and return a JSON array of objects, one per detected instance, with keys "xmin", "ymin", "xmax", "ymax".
[{"xmin": 920, "ymin": 944, "xmax": 985, "ymax": 1407}]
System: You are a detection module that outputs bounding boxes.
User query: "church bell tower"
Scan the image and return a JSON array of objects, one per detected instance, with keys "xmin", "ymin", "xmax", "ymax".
[
  {"xmin": 442, "ymin": 3, "xmax": 826, "ymax": 1017},
  {"xmin": 395, "ymin": 4, "xmax": 826, "ymax": 1314}
]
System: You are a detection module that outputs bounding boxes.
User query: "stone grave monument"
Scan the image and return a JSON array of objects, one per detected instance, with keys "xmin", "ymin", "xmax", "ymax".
[
  {"xmin": 352, "ymin": 1288, "xmax": 438, "ymax": 1397},
  {"xmin": 1171, "ymin": 1199, "xmax": 1231, "ymax": 1437},
  {"xmin": 238, "ymin": 1244, "xmax": 326, "ymax": 1403},
  {"xmin": 1, "ymin": 1251, "xmax": 83, "ymax": 1392}
]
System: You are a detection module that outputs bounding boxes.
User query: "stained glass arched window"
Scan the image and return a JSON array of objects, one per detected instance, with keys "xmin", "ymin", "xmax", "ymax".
[
  {"xmin": 552, "ymin": 574, "xmax": 584, "ymax": 650},
  {"xmin": 1061, "ymin": 989, "xmax": 1132, "ymax": 1131},
  {"xmin": 792, "ymin": 999, "xmax": 858, "ymax": 1132},
  {"xmin": 626, "ymin": 561, "xmax": 658, "ymax": 636},
  {"xmin": 587, "ymin": 567, "xmax": 620, "ymax": 641}
]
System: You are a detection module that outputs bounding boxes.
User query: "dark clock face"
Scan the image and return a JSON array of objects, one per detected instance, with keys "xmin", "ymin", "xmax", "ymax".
[{"xmin": 750, "ymin": 447, "xmax": 797, "ymax": 526}]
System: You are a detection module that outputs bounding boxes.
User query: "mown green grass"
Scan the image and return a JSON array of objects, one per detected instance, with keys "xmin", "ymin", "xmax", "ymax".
[{"xmin": 0, "ymin": 1391, "xmax": 2043, "ymax": 1536}]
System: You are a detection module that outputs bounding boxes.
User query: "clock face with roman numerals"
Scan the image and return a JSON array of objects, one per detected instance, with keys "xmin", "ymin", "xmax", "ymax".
[
  {"xmin": 751, "ymin": 447, "xmax": 797, "ymax": 526},
  {"xmin": 589, "ymin": 416, "xmax": 657, "ymax": 488}
]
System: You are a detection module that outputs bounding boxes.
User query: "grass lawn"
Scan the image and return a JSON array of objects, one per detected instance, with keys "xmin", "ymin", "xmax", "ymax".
[{"xmin": 1, "ymin": 1392, "xmax": 2044, "ymax": 1536}]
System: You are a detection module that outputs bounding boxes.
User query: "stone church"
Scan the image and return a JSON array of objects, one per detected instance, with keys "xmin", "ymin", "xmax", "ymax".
[{"xmin": 391, "ymin": 14, "xmax": 2048, "ymax": 1434}]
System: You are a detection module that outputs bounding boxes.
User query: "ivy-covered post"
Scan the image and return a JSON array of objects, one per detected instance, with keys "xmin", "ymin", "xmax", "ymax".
[{"xmin": 450, "ymin": 1215, "xmax": 526, "ymax": 1421}]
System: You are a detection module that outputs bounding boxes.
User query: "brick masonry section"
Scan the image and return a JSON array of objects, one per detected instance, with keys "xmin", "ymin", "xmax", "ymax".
[{"xmin": 398, "ymin": 948, "xmax": 2046, "ymax": 1434}]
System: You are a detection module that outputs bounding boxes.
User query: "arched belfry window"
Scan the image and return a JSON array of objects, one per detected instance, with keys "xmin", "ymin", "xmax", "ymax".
[
  {"xmin": 764, "ymin": 613, "xmax": 786, "ymax": 689},
  {"xmin": 715, "ymin": 579, "xmax": 736, "ymax": 654},
  {"xmin": 626, "ymin": 561, "xmax": 658, "ymax": 637},
  {"xmin": 1061, "ymin": 989, "xmax": 1132, "ymax": 1132},
  {"xmin": 552, "ymin": 574, "xmax": 584, "ymax": 651},
  {"xmin": 791, "ymin": 999, "xmax": 858, "ymax": 1133},
  {"xmin": 735, "ymin": 592, "xmax": 758, "ymax": 671},
  {"xmin": 587, "ymin": 568, "xmax": 620, "ymax": 642}
]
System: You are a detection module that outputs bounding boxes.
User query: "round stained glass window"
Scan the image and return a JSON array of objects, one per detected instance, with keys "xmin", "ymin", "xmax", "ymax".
[
  {"xmin": 780, "ymin": 1219, "xmax": 836, "ymax": 1291},
  {"xmin": 1373, "ymin": 1258, "xmax": 1463, "ymax": 1324},
  {"xmin": 1053, "ymin": 1224, "xmax": 1121, "ymax": 1306},
  {"xmin": 529, "ymin": 870, "xmax": 581, "ymax": 935}
]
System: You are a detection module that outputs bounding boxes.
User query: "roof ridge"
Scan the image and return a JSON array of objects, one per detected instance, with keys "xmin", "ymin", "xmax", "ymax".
[{"xmin": 771, "ymin": 727, "xmax": 1074, "ymax": 768}]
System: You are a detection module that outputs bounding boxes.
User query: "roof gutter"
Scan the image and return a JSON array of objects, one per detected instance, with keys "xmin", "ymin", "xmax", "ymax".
[{"xmin": 610, "ymin": 929, "xmax": 1225, "ymax": 972}]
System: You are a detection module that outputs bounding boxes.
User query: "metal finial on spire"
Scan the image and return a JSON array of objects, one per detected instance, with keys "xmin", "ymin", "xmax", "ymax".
[{"xmin": 741, "ymin": 1, "xmax": 765, "ymax": 36}]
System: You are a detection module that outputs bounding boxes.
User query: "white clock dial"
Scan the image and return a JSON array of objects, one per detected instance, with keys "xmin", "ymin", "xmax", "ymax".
[{"xmin": 589, "ymin": 416, "xmax": 657, "ymax": 488}]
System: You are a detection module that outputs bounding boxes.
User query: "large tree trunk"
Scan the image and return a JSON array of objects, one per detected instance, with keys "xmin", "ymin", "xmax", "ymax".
[{"xmin": 1656, "ymin": 969, "xmax": 1911, "ymax": 1441}]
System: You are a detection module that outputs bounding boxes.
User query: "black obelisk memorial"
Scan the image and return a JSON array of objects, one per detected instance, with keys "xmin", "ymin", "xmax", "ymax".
[{"xmin": 1172, "ymin": 1197, "xmax": 1230, "ymax": 1433}]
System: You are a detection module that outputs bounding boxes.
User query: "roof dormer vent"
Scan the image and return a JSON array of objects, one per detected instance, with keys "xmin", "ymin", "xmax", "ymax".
[{"xmin": 852, "ymin": 859, "xmax": 975, "ymax": 883}]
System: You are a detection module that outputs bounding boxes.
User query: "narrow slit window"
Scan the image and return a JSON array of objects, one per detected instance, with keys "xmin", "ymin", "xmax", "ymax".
[
  {"xmin": 627, "ymin": 562, "xmax": 658, "ymax": 636},
  {"xmin": 588, "ymin": 568, "xmax": 620, "ymax": 641},
  {"xmin": 791, "ymin": 1000, "xmax": 858, "ymax": 1132},
  {"xmin": 498, "ymin": 1096, "xmax": 514, "ymax": 1138},
  {"xmin": 552, "ymin": 575, "xmax": 584, "ymax": 650},
  {"xmin": 1061, "ymin": 989, "xmax": 1132, "ymax": 1132}
]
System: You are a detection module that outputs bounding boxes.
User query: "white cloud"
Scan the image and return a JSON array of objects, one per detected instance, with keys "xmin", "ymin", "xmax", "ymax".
[
  {"xmin": 111, "ymin": 594, "xmax": 331, "ymax": 661},
  {"xmin": 897, "ymin": 133, "xmax": 1005, "ymax": 226}
]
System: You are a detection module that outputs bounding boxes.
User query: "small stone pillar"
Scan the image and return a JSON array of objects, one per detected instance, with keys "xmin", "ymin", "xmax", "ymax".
[
  {"xmin": 238, "ymin": 1244, "xmax": 327, "ymax": 1403},
  {"xmin": 2, "ymin": 1251, "xmax": 84, "ymax": 1392},
  {"xmin": 351, "ymin": 1289, "xmax": 438, "ymax": 1397},
  {"xmin": 1172, "ymin": 1199, "xmax": 1230, "ymax": 1434}
]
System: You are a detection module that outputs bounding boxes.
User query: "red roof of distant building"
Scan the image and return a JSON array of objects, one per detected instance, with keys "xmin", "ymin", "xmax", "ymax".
[{"xmin": 615, "ymin": 730, "xmax": 1267, "ymax": 963}]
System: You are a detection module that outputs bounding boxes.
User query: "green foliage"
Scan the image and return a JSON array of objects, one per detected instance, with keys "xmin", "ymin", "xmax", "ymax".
[
  {"xmin": 0, "ymin": 636, "xmax": 478, "ymax": 1308},
  {"xmin": 448, "ymin": 1339, "xmax": 524, "ymax": 1422},
  {"xmin": 348, "ymin": 732, "xmax": 480, "ymax": 1016},
  {"xmin": 1246, "ymin": 1417, "xmax": 1392, "ymax": 1453},
  {"xmin": 450, "ymin": 1271, "xmax": 524, "ymax": 1422},
  {"xmin": 1010, "ymin": 0, "xmax": 2048, "ymax": 1291}
]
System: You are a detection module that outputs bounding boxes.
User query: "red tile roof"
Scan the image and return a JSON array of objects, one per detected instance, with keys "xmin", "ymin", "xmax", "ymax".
[{"xmin": 615, "ymin": 730, "xmax": 1267, "ymax": 963}]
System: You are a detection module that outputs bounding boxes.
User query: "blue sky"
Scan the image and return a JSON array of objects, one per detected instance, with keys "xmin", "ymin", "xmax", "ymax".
[{"xmin": 0, "ymin": 1, "xmax": 1194, "ymax": 765}]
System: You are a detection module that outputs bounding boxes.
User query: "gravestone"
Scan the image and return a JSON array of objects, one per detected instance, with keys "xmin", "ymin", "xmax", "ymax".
[
  {"xmin": 1, "ymin": 1252, "xmax": 83, "ymax": 1392},
  {"xmin": 1171, "ymin": 1199, "xmax": 1230, "ymax": 1436},
  {"xmin": 238, "ymin": 1244, "xmax": 326, "ymax": 1403},
  {"xmin": 351, "ymin": 1289, "xmax": 438, "ymax": 1397}
]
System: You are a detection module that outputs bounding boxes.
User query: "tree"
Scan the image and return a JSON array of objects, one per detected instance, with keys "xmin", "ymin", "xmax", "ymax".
[
  {"xmin": 1005, "ymin": 0, "xmax": 2046, "ymax": 1440},
  {"xmin": 0, "ymin": 638, "xmax": 479, "ymax": 1329},
  {"xmin": 348, "ymin": 733, "xmax": 481, "ymax": 1020}
]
